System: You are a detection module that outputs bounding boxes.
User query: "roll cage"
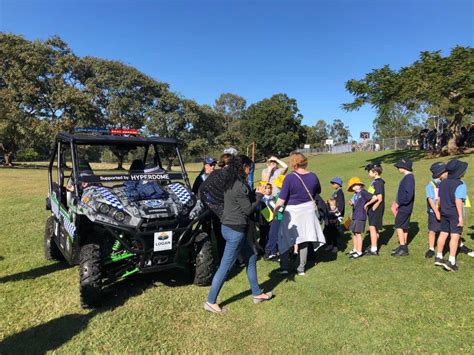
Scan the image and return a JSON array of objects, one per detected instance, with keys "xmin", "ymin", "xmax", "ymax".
[{"xmin": 47, "ymin": 133, "xmax": 191, "ymax": 210}]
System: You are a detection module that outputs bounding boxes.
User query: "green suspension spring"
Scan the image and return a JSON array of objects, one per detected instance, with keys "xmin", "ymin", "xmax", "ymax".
[{"xmin": 112, "ymin": 240, "xmax": 121, "ymax": 252}]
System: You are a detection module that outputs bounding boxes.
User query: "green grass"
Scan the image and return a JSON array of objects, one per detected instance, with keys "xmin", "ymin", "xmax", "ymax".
[{"xmin": 0, "ymin": 150, "xmax": 473, "ymax": 353}]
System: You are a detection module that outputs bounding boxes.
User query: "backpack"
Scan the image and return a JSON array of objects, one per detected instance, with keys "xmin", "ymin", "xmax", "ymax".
[{"xmin": 198, "ymin": 169, "xmax": 227, "ymax": 220}]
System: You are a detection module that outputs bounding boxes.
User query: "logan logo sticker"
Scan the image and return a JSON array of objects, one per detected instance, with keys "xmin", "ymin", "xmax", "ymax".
[{"xmin": 144, "ymin": 200, "xmax": 162, "ymax": 208}]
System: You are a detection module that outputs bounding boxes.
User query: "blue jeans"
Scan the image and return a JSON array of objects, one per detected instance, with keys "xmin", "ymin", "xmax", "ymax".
[
  {"xmin": 265, "ymin": 220, "xmax": 280, "ymax": 256},
  {"xmin": 207, "ymin": 225, "xmax": 262, "ymax": 303}
]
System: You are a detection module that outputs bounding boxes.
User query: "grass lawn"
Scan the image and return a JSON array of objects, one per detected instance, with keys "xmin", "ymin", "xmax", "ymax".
[{"xmin": 0, "ymin": 150, "xmax": 472, "ymax": 353}]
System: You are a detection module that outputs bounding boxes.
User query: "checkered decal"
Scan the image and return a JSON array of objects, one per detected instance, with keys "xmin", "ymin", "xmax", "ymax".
[
  {"xmin": 50, "ymin": 194, "xmax": 76, "ymax": 239},
  {"xmin": 95, "ymin": 187, "xmax": 124, "ymax": 210},
  {"xmin": 169, "ymin": 183, "xmax": 192, "ymax": 204},
  {"xmin": 51, "ymin": 195, "xmax": 60, "ymax": 219},
  {"xmin": 60, "ymin": 209, "xmax": 76, "ymax": 239}
]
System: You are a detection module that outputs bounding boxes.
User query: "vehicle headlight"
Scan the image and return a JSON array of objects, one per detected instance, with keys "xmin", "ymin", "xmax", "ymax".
[
  {"xmin": 99, "ymin": 203, "xmax": 110, "ymax": 214},
  {"xmin": 114, "ymin": 211, "xmax": 126, "ymax": 222}
]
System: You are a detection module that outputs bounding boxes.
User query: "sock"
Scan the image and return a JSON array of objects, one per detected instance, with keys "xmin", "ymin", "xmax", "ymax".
[
  {"xmin": 437, "ymin": 252, "xmax": 443, "ymax": 259},
  {"xmin": 429, "ymin": 247, "xmax": 434, "ymax": 251},
  {"xmin": 459, "ymin": 242, "xmax": 464, "ymax": 247},
  {"xmin": 448, "ymin": 256, "xmax": 456, "ymax": 265},
  {"xmin": 371, "ymin": 246, "xmax": 377, "ymax": 252}
]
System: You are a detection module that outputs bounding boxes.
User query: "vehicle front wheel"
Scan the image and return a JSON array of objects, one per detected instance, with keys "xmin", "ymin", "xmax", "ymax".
[
  {"xmin": 192, "ymin": 232, "xmax": 215, "ymax": 286},
  {"xmin": 79, "ymin": 242, "xmax": 103, "ymax": 309},
  {"xmin": 44, "ymin": 216, "xmax": 64, "ymax": 261}
]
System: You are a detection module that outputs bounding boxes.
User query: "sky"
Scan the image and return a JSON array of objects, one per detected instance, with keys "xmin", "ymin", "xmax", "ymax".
[{"xmin": 1, "ymin": 0, "xmax": 472, "ymax": 139}]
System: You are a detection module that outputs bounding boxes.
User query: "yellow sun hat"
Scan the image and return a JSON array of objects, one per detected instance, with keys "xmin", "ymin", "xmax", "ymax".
[
  {"xmin": 347, "ymin": 177, "xmax": 364, "ymax": 192},
  {"xmin": 274, "ymin": 174, "xmax": 286, "ymax": 189}
]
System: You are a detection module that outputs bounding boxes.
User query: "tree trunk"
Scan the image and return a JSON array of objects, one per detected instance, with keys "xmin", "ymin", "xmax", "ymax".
[
  {"xmin": 5, "ymin": 152, "xmax": 14, "ymax": 166},
  {"xmin": 446, "ymin": 113, "xmax": 463, "ymax": 155},
  {"xmin": 116, "ymin": 155, "xmax": 124, "ymax": 170},
  {"xmin": 166, "ymin": 158, "xmax": 174, "ymax": 171}
]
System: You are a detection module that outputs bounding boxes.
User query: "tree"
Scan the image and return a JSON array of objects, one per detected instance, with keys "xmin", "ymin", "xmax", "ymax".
[
  {"xmin": 343, "ymin": 46, "xmax": 474, "ymax": 153},
  {"xmin": 305, "ymin": 119, "xmax": 329, "ymax": 147},
  {"xmin": 213, "ymin": 93, "xmax": 247, "ymax": 148},
  {"xmin": 329, "ymin": 119, "xmax": 351, "ymax": 144},
  {"xmin": 80, "ymin": 56, "xmax": 173, "ymax": 168},
  {"xmin": 0, "ymin": 34, "xmax": 99, "ymax": 164},
  {"xmin": 240, "ymin": 94, "xmax": 306, "ymax": 158},
  {"xmin": 373, "ymin": 105, "xmax": 422, "ymax": 139}
]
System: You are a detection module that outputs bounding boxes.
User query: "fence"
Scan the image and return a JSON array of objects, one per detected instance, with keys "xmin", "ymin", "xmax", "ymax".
[{"xmin": 298, "ymin": 136, "xmax": 417, "ymax": 155}]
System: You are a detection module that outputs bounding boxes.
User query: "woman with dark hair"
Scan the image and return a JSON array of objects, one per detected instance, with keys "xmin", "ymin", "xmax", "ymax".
[{"xmin": 204, "ymin": 155, "xmax": 273, "ymax": 314}]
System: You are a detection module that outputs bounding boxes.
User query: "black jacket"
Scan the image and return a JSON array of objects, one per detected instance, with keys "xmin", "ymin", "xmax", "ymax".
[{"xmin": 221, "ymin": 180, "xmax": 263, "ymax": 228}]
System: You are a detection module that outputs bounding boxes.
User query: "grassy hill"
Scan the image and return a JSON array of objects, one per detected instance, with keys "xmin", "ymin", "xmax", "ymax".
[{"xmin": 0, "ymin": 150, "xmax": 472, "ymax": 353}]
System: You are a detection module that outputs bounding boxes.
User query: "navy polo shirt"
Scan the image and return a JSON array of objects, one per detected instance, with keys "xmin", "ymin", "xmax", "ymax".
[
  {"xmin": 368, "ymin": 178, "xmax": 385, "ymax": 209},
  {"xmin": 332, "ymin": 188, "xmax": 345, "ymax": 217},
  {"xmin": 439, "ymin": 178, "xmax": 464, "ymax": 218},
  {"xmin": 396, "ymin": 173, "xmax": 415, "ymax": 214},
  {"xmin": 351, "ymin": 189, "xmax": 373, "ymax": 221}
]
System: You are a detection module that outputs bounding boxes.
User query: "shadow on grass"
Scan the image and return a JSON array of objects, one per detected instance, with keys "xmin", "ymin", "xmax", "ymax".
[
  {"xmin": 407, "ymin": 222, "xmax": 420, "ymax": 246},
  {"xmin": 0, "ymin": 262, "xmax": 70, "ymax": 284},
  {"xmin": 360, "ymin": 224, "xmax": 396, "ymax": 252},
  {"xmin": 366, "ymin": 149, "xmax": 428, "ymax": 165},
  {"xmin": 219, "ymin": 269, "xmax": 294, "ymax": 307},
  {"xmin": 0, "ymin": 273, "xmax": 160, "ymax": 353}
]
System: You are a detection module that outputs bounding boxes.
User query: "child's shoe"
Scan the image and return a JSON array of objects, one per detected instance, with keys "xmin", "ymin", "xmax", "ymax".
[{"xmin": 424, "ymin": 249, "xmax": 435, "ymax": 258}]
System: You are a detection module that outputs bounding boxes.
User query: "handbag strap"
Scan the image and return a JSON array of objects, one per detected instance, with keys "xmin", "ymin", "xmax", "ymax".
[{"xmin": 292, "ymin": 172, "xmax": 315, "ymax": 204}]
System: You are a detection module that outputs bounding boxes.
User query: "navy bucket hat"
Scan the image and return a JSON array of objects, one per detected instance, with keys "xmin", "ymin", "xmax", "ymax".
[
  {"xmin": 446, "ymin": 159, "xmax": 468, "ymax": 179},
  {"xmin": 430, "ymin": 162, "xmax": 446, "ymax": 179},
  {"xmin": 394, "ymin": 158, "xmax": 413, "ymax": 171}
]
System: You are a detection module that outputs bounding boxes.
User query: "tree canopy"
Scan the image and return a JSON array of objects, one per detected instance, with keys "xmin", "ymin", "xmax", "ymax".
[
  {"xmin": 343, "ymin": 46, "xmax": 473, "ymax": 152},
  {"xmin": 240, "ymin": 94, "xmax": 306, "ymax": 158}
]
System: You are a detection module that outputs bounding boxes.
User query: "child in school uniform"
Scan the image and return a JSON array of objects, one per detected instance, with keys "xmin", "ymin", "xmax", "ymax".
[
  {"xmin": 347, "ymin": 177, "xmax": 374, "ymax": 259},
  {"xmin": 330, "ymin": 177, "xmax": 345, "ymax": 217},
  {"xmin": 391, "ymin": 159, "xmax": 415, "ymax": 257},
  {"xmin": 263, "ymin": 175, "xmax": 286, "ymax": 261},
  {"xmin": 435, "ymin": 159, "xmax": 469, "ymax": 272},
  {"xmin": 365, "ymin": 162, "xmax": 385, "ymax": 256},
  {"xmin": 257, "ymin": 183, "xmax": 274, "ymax": 254},
  {"xmin": 424, "ymin": 162, "xmax": 448, "ymax": 258},
  {"xmin": 324, "ymin": 198, "xmax": 343, "ymax": 253}
]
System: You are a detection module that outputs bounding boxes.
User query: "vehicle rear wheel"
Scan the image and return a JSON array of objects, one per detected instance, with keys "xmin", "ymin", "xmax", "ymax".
[
  {"xmin": 79, "ymin": 242, "xmax": 103, "ymax": 308},
  {"xmin": 192, "ymin": 232, "xmax": 215, "ymax": 286},
  {"xmin": 44, "ymin": 216, "xmax": 64, "ymax": 261}
]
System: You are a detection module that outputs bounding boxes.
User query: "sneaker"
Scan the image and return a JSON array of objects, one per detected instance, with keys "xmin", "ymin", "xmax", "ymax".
[
  {"xmin": 366, "ymin": 250, "xmax": 379, "ymax": 256},
  {"xmin": 264, "ymin": 254, "xmax": 277, "ymax": 261},
  {"xmin": 331, "ymin": 247, "xmax": 338, "ymax": 253},
  {"xmin": 351, "ymin": 252, "xmax": 363, "ymax": 259},
  {"xmin": 458, "ymin": 245, "xmax": 473, "ymax": 254},
  {"xmin": 297, "ymin": 271, "xmax": 305, "ymax": 276},
  {"xmin": 443, "ymin": 261, "xmax": 458, "ymax": 272},
  {"xmin": 391, "ymin": 245, "xmax": 401, "ymax": 254},
  {"xmin": 434, "ymin": 257, "xmax": 445, "ymax": 266},
  {"xmin": 277, "ymin": 269, "xmax": 289, "ymax": 275},
  {"xmin": 391, "ymin": 247, "xmax": 409, "ymax": 257},
  {"xmin": 468, "ymin": 251, "xmax": 474, "ymax": 258},
  {"xmin": 347, "ymin": 250, "xmax": 357, "ymax": 256},
  {"xmin": 425, "ymin": 249, "xmax": 435, "ymax": 258}
]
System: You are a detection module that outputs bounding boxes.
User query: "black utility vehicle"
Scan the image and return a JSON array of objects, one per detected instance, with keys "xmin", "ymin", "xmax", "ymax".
[{"xmin": 45, "ymin": 129, "xmax": 214, "ymax": 308}]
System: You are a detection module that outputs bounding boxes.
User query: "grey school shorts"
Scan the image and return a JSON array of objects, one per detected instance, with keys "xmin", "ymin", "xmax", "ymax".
[{"xmin": 349, "ymin": 220, "xmax": 366, "ymax": 234}]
